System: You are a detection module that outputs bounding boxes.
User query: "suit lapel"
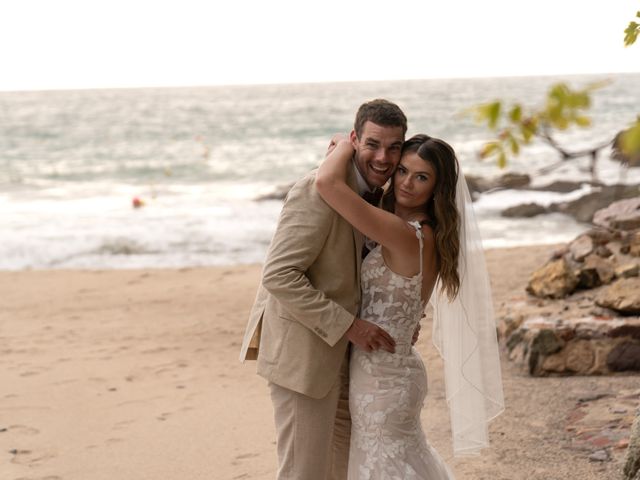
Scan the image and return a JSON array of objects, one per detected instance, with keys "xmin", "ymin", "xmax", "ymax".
[{"xmin": 346, "ymin": 166, "xmax": 364, "ymax": 282}]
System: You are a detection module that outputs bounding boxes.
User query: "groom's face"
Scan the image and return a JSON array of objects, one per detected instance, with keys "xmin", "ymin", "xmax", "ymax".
[{"xmin": 351, "ymin": 121, "xmax": 404, "ymax": 189}]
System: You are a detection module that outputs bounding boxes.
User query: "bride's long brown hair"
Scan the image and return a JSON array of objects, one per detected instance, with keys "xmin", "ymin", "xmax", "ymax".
[{"xmin": 382, "ymin": 134, "xmax": 461, "ymax": 300}]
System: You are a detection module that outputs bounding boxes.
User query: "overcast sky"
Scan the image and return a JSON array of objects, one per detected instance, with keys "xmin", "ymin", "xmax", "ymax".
[{"xmin": 0, "ymin": 0, "xmax": 637, "ymax": 91}]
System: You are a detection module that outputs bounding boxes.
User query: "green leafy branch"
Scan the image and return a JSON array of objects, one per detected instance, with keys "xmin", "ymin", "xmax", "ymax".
[
  {"xmin": 618, "ymin": 10, "xmax": 640, "ymax": 162},
  {"xmin": 470, "ymin": 9, "xmax": 640, "ymax": 174},
  {"xmin": 471, "ymin": 81, "xmax": 610, "ymax": 172},
  {"xmin": 624, "ymin": 10, "xmax": 640, "ymax": 46}
]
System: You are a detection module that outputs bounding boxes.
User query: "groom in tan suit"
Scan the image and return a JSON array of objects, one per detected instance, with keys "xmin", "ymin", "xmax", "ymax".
[{"xmin": 240, "ymin": 99, "xmax": 407, "ymax": 480}]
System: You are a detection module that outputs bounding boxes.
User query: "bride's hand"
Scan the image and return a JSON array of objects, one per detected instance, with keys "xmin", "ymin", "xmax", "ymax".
[{"xmin": 346, "ymin": 317, "xmax": 396, "ymax": 353}]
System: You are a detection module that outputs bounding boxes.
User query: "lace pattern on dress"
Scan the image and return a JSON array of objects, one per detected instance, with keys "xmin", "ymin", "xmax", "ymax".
[{"xmin": 348, "ymin": 221, "xmax": 454, "ymax": 480}]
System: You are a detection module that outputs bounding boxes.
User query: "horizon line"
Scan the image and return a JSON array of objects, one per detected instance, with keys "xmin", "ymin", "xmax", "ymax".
[{"xmin": 1, "ymin": 70, "xmax": 639, "ymax": 95}]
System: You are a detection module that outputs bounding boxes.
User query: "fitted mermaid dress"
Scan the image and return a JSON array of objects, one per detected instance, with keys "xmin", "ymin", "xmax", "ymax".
[{"xmin": 348, "ymin": 222, "xmax": 454, "ymax": 480}]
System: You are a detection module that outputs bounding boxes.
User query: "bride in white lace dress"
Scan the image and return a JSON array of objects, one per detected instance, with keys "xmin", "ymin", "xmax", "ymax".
[{"xmin": 317, "ymin": 133, "xmax": 504, "ymax": 479}]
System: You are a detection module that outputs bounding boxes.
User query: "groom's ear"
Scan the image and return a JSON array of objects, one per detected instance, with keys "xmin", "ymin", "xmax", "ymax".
[{"xmin": 350, "ymin": 130, "xmax": 359, "ymax": 149}]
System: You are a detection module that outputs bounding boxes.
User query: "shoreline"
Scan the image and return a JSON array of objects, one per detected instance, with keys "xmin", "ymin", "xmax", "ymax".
[
  {"xmin": 0, "ymin": 242, "xmax": 568, "ymax": 274},
  {"xmin": 1, "ymin": 243, "xmax": 636, "ymax": 479}
]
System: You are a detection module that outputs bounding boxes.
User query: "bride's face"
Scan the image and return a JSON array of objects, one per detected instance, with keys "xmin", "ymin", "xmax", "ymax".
[{"xmin": 393, "ymin": 152, "xmax": 437, "ymax": 208}]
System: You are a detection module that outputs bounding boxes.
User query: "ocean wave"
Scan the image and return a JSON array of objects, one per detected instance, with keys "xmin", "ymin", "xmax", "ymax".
[{"xmin": 95, "ymin": 238, "xmax": 153, "ymax": 256}]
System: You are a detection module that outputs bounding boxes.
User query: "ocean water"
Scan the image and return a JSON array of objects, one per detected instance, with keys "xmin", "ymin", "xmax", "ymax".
[{"xmin": 1, "ymin": 74, "xmax": 639, "ymax": 270}]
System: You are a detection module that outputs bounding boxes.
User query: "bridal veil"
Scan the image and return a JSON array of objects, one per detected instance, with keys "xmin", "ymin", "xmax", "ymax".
[{"xmin": 430, "ymin": 166, "xmax": 505, "ymax": 456}]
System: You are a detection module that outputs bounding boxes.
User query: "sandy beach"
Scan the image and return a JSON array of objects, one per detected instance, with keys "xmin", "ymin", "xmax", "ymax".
[{"xmin": 1, "ymin": 244, "xmax": 638, "ymax": 480}]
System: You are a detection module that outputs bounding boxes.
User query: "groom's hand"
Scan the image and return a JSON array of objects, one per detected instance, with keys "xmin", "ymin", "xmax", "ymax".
[{"xmin": 346, "ymin": 317, "xmax": 396, "ymax": 353}]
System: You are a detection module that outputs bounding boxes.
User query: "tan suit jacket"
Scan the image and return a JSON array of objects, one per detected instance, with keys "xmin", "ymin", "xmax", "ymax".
[{"xmin": 239, "ymin": 168, "xmax": 363, "ymax": 399}]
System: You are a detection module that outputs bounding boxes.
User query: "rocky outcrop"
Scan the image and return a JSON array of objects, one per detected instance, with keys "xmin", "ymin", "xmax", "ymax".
[
  {"xmin": 504, "ymin": 197, "xmax": 640, "ymax": 377},
  {"xmin": 506, "ymin": 316, "xmax": 640, "ymax": 376},
  {"xmin": 593, "ymin": 197, "xmax": 640, "ymax": 230},
  {"xmin": 501, "ymin": 203, "xmax": 549, "ymax": 218},
  {"xmin": 550, "ymin": 184, "xmax": 640, "ymax": 223},
  {"xmin": 526, "ymin": 200, "xmax": 639, "ymax": 299},
  {"xmin": 617, "ymin": 263, "xmax": 640, "ymax": 278},
  {"xmin": 466, "ymin": 172, "xmax": 531, "ymax": 197},
  {"xmin": 526, "ymin": 257, "xmax": 579, "ymax": 298},
  {"xmin": 622, "ymin": 232, "xmax": 640, "ymax": 257},
  {"xmin": 498, "ymin": 183, "xmax": 639, "ymax": 221},
  {"xmin": 569, "ymin": 235, "xmax": 594, "ymax": 261},
  {"xmin": 528, "ymin": 180, "xmax": 599, "ymax": 193},
  {"xmin": 576, "ymin": 254, "xmax": 615, "ymax": 289},
  {"xmin": 596, "ymin": 278, "xmax": 640, "ymax": 314}
]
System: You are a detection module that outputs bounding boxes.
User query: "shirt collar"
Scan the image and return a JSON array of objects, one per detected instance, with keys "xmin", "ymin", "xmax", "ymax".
[{"xmin": 352, "ymin": 159, "xmax": 375, "ymax": 196}]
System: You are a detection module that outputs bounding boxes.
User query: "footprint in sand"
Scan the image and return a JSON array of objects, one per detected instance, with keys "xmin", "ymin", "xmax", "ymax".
[
  {"xmin": 231, "ymin": 452, "xmax": 260, "ymax": 466},
  {"xmin": 14, "ymin": 476, "xmax": 63, "ymax": 480},
  {"xmin": 9, "ymin": 425, "xmax": 40, "ymax": 436},
  {"xmin": 9, "ymin": 449, "xmax": 55, "ymax": 466},
  {"xmin": 112, "ymin": 420, "xmax": 135, "ymax": 431},
  {"xmin": 141, "ymin": 347, "xmax": 170, "ymax": 354},
  {"xmin": 157, "ymin": 412, "xmax": 172, "ymax": 421}
]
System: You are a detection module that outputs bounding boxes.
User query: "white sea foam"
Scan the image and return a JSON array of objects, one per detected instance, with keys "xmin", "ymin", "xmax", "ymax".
[{"xmin": 1, "ymin": 74, "xmax": 638, "ymax": 270}]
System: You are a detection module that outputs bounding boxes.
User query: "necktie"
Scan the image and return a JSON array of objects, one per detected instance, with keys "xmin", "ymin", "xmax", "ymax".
[{"xmin": 362, "ymin": 187, "xmax": 383, "ymax": 206}]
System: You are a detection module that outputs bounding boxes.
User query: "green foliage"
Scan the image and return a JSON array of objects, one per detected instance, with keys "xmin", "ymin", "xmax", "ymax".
[
  {"xmin": 471, "ymin": 12, "xmax": 640, "ymax": 170},
  {"xmin": 624, "ymin": 11, "xmax": 640, "ymax": 46},
  {"xmin": 620, "ymin": 120, "xmax": 640, "ymax": 154},
  {"xmin": 471, "ymin": 82, "xmax": 604, "ymax": 165}
]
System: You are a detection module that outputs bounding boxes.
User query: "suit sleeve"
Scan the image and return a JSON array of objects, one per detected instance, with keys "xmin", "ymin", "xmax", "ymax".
[{"xmin": 261, "ymin": 174, "xmax": 355, "ymax": 347}]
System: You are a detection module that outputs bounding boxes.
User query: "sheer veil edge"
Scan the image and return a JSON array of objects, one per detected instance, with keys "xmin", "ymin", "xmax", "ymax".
[{"xmin": 429, "ymin": 167, "xmax": 506, "ymax": 457}]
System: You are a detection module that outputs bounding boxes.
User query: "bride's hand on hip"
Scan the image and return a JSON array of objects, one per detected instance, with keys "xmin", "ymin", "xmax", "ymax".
[{"xmin": 346, "ymin": 317, "xmax": 396, "ymax": 353}]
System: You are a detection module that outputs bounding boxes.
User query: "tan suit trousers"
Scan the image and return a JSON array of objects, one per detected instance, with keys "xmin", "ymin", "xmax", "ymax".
[{"xmin": 268, "ymin": 352, "xmax": 350, "ymax": 480}]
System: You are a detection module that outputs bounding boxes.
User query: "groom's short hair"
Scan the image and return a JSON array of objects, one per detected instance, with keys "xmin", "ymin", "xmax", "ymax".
[{"xmin": 354, "ymin": 99, "xmax": 407, "ymax": 139}]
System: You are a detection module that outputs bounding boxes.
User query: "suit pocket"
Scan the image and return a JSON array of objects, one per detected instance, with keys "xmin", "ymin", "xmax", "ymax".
[{"xmin": 259, "ymin": 316, "xmax": 291, "ymax": 365}]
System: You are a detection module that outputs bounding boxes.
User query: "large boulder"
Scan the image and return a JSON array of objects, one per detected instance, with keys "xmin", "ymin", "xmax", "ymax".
[
  {"xmin": 505, "ymin": 315, "xmax": 640, "ymax": 376},
  {"xmin": 527, "ymin": 257, "xmax": 579, "ymax": 298},
  {"xmin": 527, "ymin": 180, "xmax": 591, "ymax": 193},
  {"xmin": 607, "ymin": 341, "xmax": 640, "ymax": 371},
  {"xmin": 497, "ymin": 172, "xmax": 531, "ymax": 189},
  {"xmin": 465, "ymin": 174, "xmax": 493, "ymax": 196},
  {"xmin": 621, "ymin": 232, "xmax": 640, "ymax": 257},
  {"xmin": 466, "ymin": 172, "xmax": 531, "ymax": 197},
  {"xmin": 616, "ymin": 263, "xmax": 640, "ymax": 279},
  {"xmin": 596, "ymin": 278, "xmax": 640, "ymax": 314},
  {"xmin": 569, "ymin": 235, "xmax": 594, "ymax": 262},
  {"xmin": 501, "ymin": 203, "xmax": 548, "ymax": 218},
  {"xmin": 575, "ymin": 253, "xmax": 615, "ymax": 289},
  {"xmin": 551, "ymin": 185, "xmax": 640, "ymax": 223},
  {"xmin": 593, "ymin": 197, "xmax": 640, "ymax": 231},
  {"xmin": 583, "ymin": 227, "xmax": 617, "ymax": 246}
]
